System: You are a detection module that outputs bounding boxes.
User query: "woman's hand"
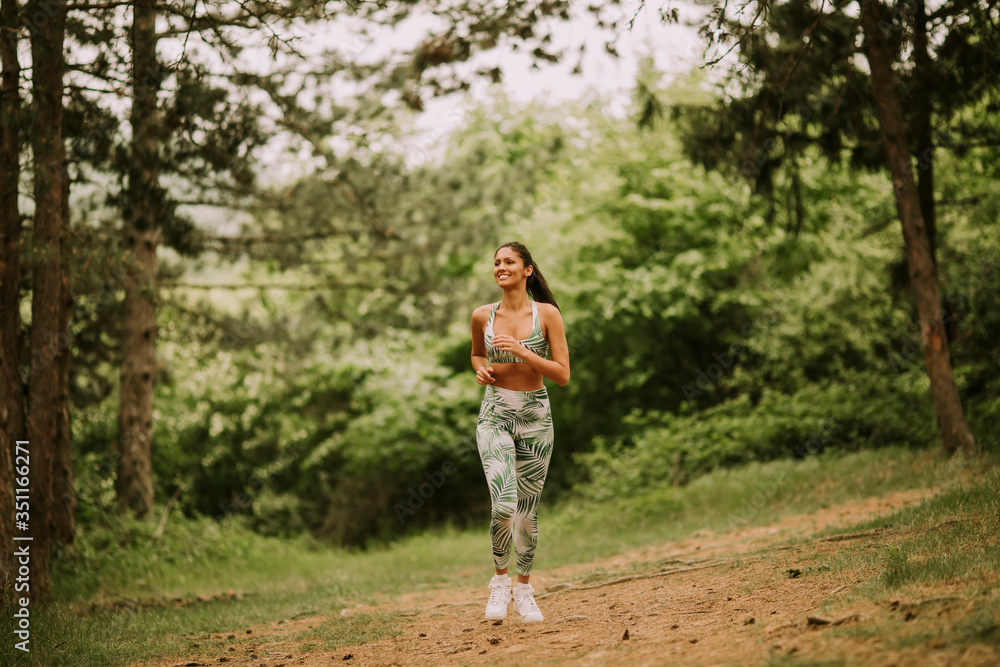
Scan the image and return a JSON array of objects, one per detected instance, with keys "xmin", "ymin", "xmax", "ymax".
[
  {"xmin": 491, "ymin": 334, "xmax": 529, "ymax": 360},
  {"xmin": 476, "ymin": 366, "xmax": 497, "ymax": 385}
]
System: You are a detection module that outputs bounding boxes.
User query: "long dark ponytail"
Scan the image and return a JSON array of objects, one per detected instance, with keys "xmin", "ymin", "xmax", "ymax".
[{"xmin": 496, "ymin": 241, "xmax": 560, "ymax": 311}]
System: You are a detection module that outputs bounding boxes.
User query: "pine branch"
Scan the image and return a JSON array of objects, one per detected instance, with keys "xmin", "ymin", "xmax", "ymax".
[
  {"xmin": 938, "ymin": 195, "xmax": 985, "ymax": 207},
  {"xmin": 775, "ymin": 0, "xmax": 831, "ymax": 111},
  {"xmin": 701, "ymin": 0, "xmax": 769, "ymax": 68},
  {"xmin": 160, "ymin": 280, "xmax": 394, "ymax": 291},
  {"xmin": 166, "ymin": 165, "xmax": 257, "ymax": 198},
  {"xmin": 928, "ymin": 2, "xmax": 964, "ymax": 22},
  {"xmin": 171, "ymin": 0, "xmax": 199, "ymax": 68},
  {"xmin": 67, "ymin": 63, "xmax": 135, "ymax": 87},
  {"xmin": 66, "ymin": 82, "xmax": 122, "ymax": 95},
  {"xmin": 68, "ymin": 1, "xmax": 148, "ymax": 9},
  {"xmin": 174, "ymin": 199, "xmax": 246, "ymax": 208},
  {"xmin": 198, "ymin": 229, "xmax": 372, "ymax": 244},
  {"xmin": 228, "ymin": 0, "xmax": 300, "ymax": 55}
]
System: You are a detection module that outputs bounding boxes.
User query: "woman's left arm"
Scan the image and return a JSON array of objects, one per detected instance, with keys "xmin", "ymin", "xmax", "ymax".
[{"xmin": 491, "ymin": 304, "xmax": 570, "ymax": 386}]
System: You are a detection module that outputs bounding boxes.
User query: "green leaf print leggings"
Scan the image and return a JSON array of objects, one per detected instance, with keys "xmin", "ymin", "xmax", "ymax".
[{"xmin": 476, "ymin": 384, "xmax": 554, "ymax": 576}]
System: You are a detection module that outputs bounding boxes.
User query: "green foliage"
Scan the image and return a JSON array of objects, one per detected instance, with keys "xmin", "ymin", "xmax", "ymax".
[
  {"xmin": 552, "ymin": 66, "xmax": 1000, "ymax": 495},
  {"xmin": 72, "ymin": 300, "xmax": 487, "ymax": 546},
  {"xmin": 931, "ymin": 159, "xmax": 1000, "ymax": 453},
  {"xmin": 575, "ymin": 371, "xmax": 937, "ymax": 500},
  {"xmin": 532, "ymin": 102, "xmax": 765, "ymax": 488},
  {"xmin": 66, "ymin": 64, "xmax": 1000, "ymax": 551},
  {"xmin": 155, "ymin": 323, "xmax": 486, "ymax": 544}
]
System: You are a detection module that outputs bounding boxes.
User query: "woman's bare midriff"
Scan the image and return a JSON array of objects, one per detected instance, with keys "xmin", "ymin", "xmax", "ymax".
[{"xmin": 491, "ymin": 363, "xmax": 545, "ymax": 391}]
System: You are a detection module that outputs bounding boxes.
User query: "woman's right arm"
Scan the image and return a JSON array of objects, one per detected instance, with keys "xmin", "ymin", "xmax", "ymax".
[{"xmin": 471, "ymin": 306, "xmax": 495, "ymax": 385}]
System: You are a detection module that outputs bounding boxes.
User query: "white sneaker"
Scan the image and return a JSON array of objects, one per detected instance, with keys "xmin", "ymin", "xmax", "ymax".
[
  {"xmin": 485, "ymin": 575, "xmax": 512, "ymax": 620},
  {"xmin": 512, "ymin": 583, "xmax": 544, "ymax": 623}
]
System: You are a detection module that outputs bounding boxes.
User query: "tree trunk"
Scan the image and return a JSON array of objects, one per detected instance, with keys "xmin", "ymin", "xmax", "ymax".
[
  {"xmin": 912, "ymin": 0, "xmax": 935, "ymax": 264},
  {"xmin": 116, "ymin": 0, "xmax": 160, "ymax": 516},
  {"xmin": 859, "ymin": 0, "xmax": 975, "ymax": 456},
  {"xmin": 910, "ymin": 0, "xmax": 958, "ymax": 348},
  {"xmin": 116, "ymin": 223, "xmax": 158, "ymax": 516},
  {"xmin": 51, "ymin": 160, "xmax": 75, "ymax": 544},
  {"xmin": 25, "ymin": 0, "xmax": 68, "ymax": 602},
  {"xmin": 0, "ymin": 0, "xmax": 24, "ymax": 602}
]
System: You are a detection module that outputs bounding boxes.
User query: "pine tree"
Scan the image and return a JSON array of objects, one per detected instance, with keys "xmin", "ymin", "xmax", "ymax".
[
  {"xmin": 0, "ymin": 0, "xmax": 24, "ymax": 605},
  {"xmin": 24, "ymin": 0, "xmax": 69, "ymax": 602},
  {"xmin": 673, "ymin": 0, "xmax": 996, "ymax": 455}
]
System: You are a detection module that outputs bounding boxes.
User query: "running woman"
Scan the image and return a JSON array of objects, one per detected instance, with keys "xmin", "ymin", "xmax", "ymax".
[{"xmin": 470, "ymin": 242, "xmax": 570, "ymax": 623}]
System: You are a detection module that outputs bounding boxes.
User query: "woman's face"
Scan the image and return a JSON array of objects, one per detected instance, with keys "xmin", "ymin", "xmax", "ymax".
[{"xmin": 494, "ymin": 247, "xmax": 532, "ymax": 287}]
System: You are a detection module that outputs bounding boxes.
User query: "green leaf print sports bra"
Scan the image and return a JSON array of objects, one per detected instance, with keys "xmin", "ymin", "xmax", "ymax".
[{"xmin": 485, "ymin": 300, "xmax": 550, "ymax": 364}]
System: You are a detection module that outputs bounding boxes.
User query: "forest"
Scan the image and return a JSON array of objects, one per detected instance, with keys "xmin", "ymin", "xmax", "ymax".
[{"xmin": 0, "ymin": 0, "xmax": 998, "ymax": 663}]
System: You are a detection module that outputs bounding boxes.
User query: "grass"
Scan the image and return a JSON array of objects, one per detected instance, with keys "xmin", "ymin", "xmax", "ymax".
[
  {"xmin": 534, "ymin": 445, "xmax": 951, "ymax": 567},
  {"xmin": 803, "ymin": 461, "xmax": 1000, "ymax": 599},
  {"xmin": 0, "ymin": 445, "xmax": 994, "ymax": 666},
  {"xmin": 751, "ymin": 456, "xmax": 1000, "ymax": 664}
]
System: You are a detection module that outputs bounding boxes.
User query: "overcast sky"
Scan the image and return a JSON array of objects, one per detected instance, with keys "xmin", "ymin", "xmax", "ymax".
[
  {"xmin": 235, "ymin": 1, "xmax": 710, "ymax": 177},
  {"xmin": 169, "ymin": 1, "xmax": 711, "ymax": 240},
  {"xmin": 406, "ymin": 1, "xmax": 707, "ymax": 154}
]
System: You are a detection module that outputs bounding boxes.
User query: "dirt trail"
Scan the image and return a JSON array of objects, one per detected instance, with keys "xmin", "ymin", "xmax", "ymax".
[{"xmin": 147, "ymin": 487, "xmax": 999, "ymax": 667}]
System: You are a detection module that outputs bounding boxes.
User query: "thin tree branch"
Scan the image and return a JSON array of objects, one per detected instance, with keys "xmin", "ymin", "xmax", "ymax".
[
  {"xmin": 535, "ymin": 561, "xmax": 727, "ymax": 599},
  {"xmin": 938, "ymin": 195, "xmax": 984, "ymax": 207},
  {"xmin": 198, "ymin": 229, "xmax": 377, "ymax": 244},
  {"xmin": 68, "ymin": 1, "xmax": 145, "ymax": 9},
  {"xmin": 160, "ymin": 281, "xmax": 390, "ymax": 290},
  {"xmin": 702, "ymin": 0, "xmax": 769, "ymax": 68},
  {"xmin": 775, "ymin": 0, "xmax": 828, "ymax": 116}
]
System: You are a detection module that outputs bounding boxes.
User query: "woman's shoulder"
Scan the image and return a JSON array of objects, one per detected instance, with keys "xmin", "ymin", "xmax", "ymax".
[
  {"xmin": 471, "ymin": 303, "xmax": 497, "ymax": 321},
  {"xmin": 536, "ymin": 302, "xmax": 564, "ymax": 330},
  {"xmin": 536, "ymin": 302, "xmax": 563, "ymax": 318}
]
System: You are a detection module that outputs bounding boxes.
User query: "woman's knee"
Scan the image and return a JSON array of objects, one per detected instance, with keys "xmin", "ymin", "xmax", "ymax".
[{"xmin": 492, "ymin": 500, "xmax": 516, "ymax": 522}]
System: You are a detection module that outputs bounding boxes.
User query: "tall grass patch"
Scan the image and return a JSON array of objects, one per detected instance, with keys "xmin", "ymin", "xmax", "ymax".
[
  {"xmin": 800, "ymin": 462, "xmax": 1000, "ymax": 608},
  {"xmin": 534, "ymin": 446, "xmax": 946, "ymax": 569}
]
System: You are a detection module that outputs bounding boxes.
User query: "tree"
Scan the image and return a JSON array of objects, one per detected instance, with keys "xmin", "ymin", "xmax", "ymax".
[
  {"xmin": 115, "ymin": 0, "xmax": 161, "ymax": 516},
  {"xmin": 0, "ymin": 0, "xmax": 24, "ymax": 603},
  {"xmin": 858, "ymin": 0, "xmax": 974, "ymax": 454},
  {"xmin": 674, "ymin": 0, "xmax": 988, "ymax": 455},
  {"xmin": 1, "ymin": 0, "xmax": 76, "ymax": 602},
  {"xmin": 25, "ymin": 0, "xmax": 69, "ymax": 602}
]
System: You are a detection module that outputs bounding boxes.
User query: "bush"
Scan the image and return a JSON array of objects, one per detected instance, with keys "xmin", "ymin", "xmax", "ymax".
[{"xmin": 574, "ymin": 370, "xmax": 937, "ymax": 500}]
